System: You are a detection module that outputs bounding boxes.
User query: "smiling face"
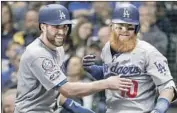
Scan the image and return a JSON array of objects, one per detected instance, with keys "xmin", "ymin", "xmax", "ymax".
[
  {"xmin": 110, "ymin": 23, "xmax": 137, "ymax": 53},
  {"xmin": 42, "ymin": 24, "xmax": 69, "ymax": 47}
]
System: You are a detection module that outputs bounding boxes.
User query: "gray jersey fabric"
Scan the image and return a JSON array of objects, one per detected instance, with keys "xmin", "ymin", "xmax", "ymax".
[
  {"xmin": 14, "ymin": 38, "xmax": 67, "ymax": 113},
  {"xmin": 101, "ymin": 39, "xmax": 176, "ymax": 113}
]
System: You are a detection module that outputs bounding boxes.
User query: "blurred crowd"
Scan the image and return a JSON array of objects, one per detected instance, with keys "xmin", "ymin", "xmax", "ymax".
[{"xmin": 1, "ymin": 1, "xmax": 177, "ymax": 113}]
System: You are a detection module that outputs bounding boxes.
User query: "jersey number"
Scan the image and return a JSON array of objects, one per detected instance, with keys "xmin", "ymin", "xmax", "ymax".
[{"xmin": 121, "ymin": 80, "xmax": 138, "ymax": 98}]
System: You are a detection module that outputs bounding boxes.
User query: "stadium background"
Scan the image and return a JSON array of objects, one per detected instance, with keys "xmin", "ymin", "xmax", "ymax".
[{"xmin": 1, "ymin": 1, "xmax": 177, "ymax": 113}]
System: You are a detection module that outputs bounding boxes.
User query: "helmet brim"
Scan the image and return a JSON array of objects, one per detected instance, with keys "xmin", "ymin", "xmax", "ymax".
[{"xmin": 112, "ymin": 19, "xmax": 139, "ymax": 25}]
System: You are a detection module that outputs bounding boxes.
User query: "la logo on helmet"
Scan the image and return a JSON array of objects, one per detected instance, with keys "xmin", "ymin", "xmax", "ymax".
[
  {"xmin": 58, "ymin": 10, "xmax": 66, "ymax": 19},
  {"xmin": 123, "ymin": 8, "xmax": 130, "ymax": 18}
]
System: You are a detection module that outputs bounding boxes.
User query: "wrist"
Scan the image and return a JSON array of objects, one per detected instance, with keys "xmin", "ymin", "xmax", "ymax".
[
  {"xmin": 153, "ymin": 98, "xmax": 170, "ymax": 113},
  {"xmin": 59, "ymin": 95, "xmax": 67, "ymax": 105},
  {"xmin": 62, "ymin": 98, "xmax": 95, "ymax": 113},
  {"xmin": 62, "ymin": 98, "xmax": 73, "ymax": 109},
  {"xmin": 102, "ymin": 79, "xmax": 109, "ymax": 89},
  {"xmin": 93, "ymin": 79, "xmax": 109, "ymax": 90}
]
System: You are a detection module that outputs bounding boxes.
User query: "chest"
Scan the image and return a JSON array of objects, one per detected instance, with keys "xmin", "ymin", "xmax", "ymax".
[
  {"xmin": 51, "ymin": 52, "xmax": 65, "ymax": 74},
  {"xmin": 103, "ymin": 52, "xmax": 146, "ymax": 78}
]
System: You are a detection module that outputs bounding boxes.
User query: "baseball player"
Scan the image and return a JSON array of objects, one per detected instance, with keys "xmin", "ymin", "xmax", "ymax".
[
  {"xmin": 83, "ymin": 3, "xmax": 177, "ymax": 113},
  {"xmin": 14, "ymin": 4, "xmax": 133, "ymax": 113}
]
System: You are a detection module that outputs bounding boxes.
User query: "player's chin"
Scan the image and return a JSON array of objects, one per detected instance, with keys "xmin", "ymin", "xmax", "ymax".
[{"xmin": 55, "ymin": 41, "xmax": 64, "ymax": 47}]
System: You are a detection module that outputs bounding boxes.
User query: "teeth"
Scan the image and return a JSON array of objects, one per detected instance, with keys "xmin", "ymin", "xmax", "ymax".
[{"xmin": 120, "ymin": 34, "xmax": 128, "ymax": 36}]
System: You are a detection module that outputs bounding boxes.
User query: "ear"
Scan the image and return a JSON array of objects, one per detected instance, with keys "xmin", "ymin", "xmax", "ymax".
[
  {"xmin": 109, "ymin": 23, "xmax": 114, "ymax": 31},
  {"xmin": 40, "ymin": 24, "xmax": 46, "ymax": 32}
]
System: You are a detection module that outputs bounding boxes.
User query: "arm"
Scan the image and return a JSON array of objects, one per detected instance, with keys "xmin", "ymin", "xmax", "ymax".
[
  {"xmin": 59, "ymin": 79, "xmax": 108, "ymax": 97},
  {"xmin": 146, "ymin": 51, "xmax": 177, "ymax": 113},
  {"xmin": 59, "ymin": 76, "xmax": 132, "ymax": 98},
  {"xmin": 151, "ymin": 85, "xmax": 177, "ymax": 113},
  {"xmin": 82, "ymin": 55, "xmax": 104, "ymax": 80},
  {"xmin": 159, "ymin": 87, "xmax": 175, "ymax": 102},
  {"xmin": 59, "ymin": 94, "xmax": 95, "ymax": 113},
  {"xmin": 87, "ymin": 65, "xmax": 104, "ymax": 80}
]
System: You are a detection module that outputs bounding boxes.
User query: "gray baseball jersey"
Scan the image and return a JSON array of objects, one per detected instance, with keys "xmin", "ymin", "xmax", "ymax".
[
  {"xmin": 14, "ymin": 38, "xmax": 67, "ymax": 113},
  {"xmin": 101, "ymin": 39, "xmax": 176, "ymax": 113}
]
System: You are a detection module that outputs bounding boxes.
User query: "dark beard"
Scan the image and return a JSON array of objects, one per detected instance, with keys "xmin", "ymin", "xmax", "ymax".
[
  {"xmin": 110, "ymin": 32, "xmax": 137, "ymax": 53},
  {"xmin": 46, "ymin": 31, "xmax": 65, "ymax": 47}
]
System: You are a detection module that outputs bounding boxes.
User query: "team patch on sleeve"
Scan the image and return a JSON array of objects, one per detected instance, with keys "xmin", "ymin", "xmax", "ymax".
[
  {"xmin": 154, "ymin": 60, "xmax": 167, "ymax": 75},
  {"xmin": 42, "ymin": 58, "xmax": 54, "ymax": 71},
  {"xmin": 41, "ymin": 58, "xmax": 61, "ymax": 81}
]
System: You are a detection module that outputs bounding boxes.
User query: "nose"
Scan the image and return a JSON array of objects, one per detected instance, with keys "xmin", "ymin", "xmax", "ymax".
[
  {"xmin": 58, "ymin": 28, "xmax": 65, "ymax": 35},
  {"xmin": 121, "ymin": 26, "xmax": 128, "ymax": 32}
]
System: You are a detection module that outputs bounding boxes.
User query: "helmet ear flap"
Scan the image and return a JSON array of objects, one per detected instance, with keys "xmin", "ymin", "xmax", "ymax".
[
  {"xmin": 67, "ymin": 24, "xmax": 72, "ymax": 36},
  {"xmin": 135, "ymin": 24, "xmax": 140, "ymax": 34}
]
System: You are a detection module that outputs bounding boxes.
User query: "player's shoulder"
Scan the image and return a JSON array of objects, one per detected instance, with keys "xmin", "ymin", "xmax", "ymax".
[
  {"xmin": 136, "ymin": 39, "xmax": 159, "ymax": 54},
  {"xmin": 22, "ymin": 38, "xmax": 52, "ymax": 61},
  {"xmin": 135, "ymin": 39, "xmax": 167, "ymax": 60},
  {"xmin": 102, "ymin": 41, "xmax": 111, "ymax": 51}
]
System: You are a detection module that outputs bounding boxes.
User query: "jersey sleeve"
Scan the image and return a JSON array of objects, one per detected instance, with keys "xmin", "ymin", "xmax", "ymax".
[
  {"xmin": 146, "ymin": 51, "xmax": 173, "ymax": 86},
  {"xmin": 29, "ymin": 57, "xmax": 67, "ymax": 91}
]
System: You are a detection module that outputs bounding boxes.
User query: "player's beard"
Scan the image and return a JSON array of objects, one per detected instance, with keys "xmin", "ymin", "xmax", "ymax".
[
  {"xmin": 46, "ymin": 30, "xmax": 65, "ymax": 47},
  {"xmin": 110, "ymin": 32, "xmax": 137, "ymax": 53}
]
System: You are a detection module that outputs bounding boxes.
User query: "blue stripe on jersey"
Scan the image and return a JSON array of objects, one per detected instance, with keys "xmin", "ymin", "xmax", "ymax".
[{"xmin": 55, "ymin": 79, "xmax": 68, "ymax": 89}]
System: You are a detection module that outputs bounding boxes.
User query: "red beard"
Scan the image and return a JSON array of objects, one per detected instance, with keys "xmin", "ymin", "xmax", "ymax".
[{"xmin": 110, "ymin": 32, "xmax": 137, "ymax": 53}]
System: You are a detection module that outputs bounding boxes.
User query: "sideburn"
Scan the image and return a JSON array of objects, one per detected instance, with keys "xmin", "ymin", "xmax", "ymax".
[{"xmin": 110, "ymin": 32, "xmax": 137, "ymax": 53}]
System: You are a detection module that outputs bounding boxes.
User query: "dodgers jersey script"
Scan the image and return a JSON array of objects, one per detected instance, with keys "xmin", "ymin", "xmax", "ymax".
[
  {"xmin": 14, "ymin": 38, "xmax": 67, "ymax": 113},
  {"xmin": 101, "ymin": 39, "xmax": 176, "ymax": 113}
]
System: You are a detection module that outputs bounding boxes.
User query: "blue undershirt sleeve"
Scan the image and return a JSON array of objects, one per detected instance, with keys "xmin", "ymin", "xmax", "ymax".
[{"xmin": 87, "ymin": 65, "xmax": 104, "ymax": 80}]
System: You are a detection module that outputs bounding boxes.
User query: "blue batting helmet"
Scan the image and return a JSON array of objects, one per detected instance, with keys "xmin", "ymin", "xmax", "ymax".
[
  {"xmin": 112, "ymin": 3, "xmax": 140, "ymax": 33},
  {"xmin": 39, "ymin": 4, "xmax": 72, "ymax": 25}
]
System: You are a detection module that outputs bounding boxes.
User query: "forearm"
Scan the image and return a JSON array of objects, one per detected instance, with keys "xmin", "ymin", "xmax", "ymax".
[
  {"xmin": 60, "ymin": 80, "xmax": 108, "ymax": 97},
  {"xmin": 159, "ymin": 88, "xmax": 175, "ymax": 102},
  {"xmin": 59, "ymin": 95, "xmax": 95, "ymax": 113},
  {"xmin": 152, "ymin": 88, "xmax": 175, "ymax": 113}
]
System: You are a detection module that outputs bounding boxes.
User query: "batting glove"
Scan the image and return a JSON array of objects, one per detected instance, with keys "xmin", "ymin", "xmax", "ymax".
[{"xmin": 82, "ymin": 54, "xmax": 96, "ymax": 70}]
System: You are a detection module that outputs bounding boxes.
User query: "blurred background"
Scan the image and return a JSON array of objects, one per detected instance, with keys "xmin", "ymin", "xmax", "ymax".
[{"xmin": 1, "ymin": 1, "xmax": 177, "ymax": 113}]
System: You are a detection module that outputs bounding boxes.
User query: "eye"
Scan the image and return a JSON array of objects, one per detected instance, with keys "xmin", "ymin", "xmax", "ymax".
[
  {"xmin": 113, "ymin": 24, "xmax": 122, "ymax": 30},
  {"xmin": 63, "ymin": 25, "xmax": 69, "ymax": 29},
  {"xmin": 127, "ymin": 27, "xmax": 135, "ymax": 30}
]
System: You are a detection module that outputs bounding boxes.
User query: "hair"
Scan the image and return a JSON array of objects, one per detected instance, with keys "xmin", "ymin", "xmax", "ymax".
[
  {"xmin": 24, "ymin": 9, "xmax": 38, "ymax": 19},
  {"xmin": 2, "ymin": 2, "xmax": 13, "ymax": 24},
  {"xmin": 66, "ymin": 55, "xmax": 85, "ymax": 78},
  {"xmin": 71, "ymin": 18, "xmax": 93, "ymax": 48}
]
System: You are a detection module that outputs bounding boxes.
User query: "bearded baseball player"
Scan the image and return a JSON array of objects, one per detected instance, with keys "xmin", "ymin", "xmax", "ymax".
[
  {"xmin": 83, "ymin": 3, "xmax": 177, "ymax": 113},
  {"xmin": 14, "ymin": 4, "xmax": 133, "ymax": 113}
]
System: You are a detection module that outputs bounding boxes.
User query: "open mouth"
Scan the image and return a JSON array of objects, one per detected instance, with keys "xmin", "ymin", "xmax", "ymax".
[
  {"xmin": 120, "ymin": 35, "xmax": 129, "ymax": 37},
  {"xmin": 56, "ymin": 35, "xmax": 64, "ymax": 39},
  {"xmin": 120, "ymin": 34, "xmax": 129, "ymax": 36},
  {"xmin": 119, "ymin": 34, "xmax": 130, "ymax": 40}
]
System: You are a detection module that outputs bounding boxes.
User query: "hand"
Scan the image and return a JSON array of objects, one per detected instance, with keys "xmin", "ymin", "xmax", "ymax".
[
  {"xmin": 82, "ymin": 54, "xmax": 96, "ymax": 70},
  {"xmin": 106, "ymin": 76, "xmax": 133, "ymax": 91}
]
